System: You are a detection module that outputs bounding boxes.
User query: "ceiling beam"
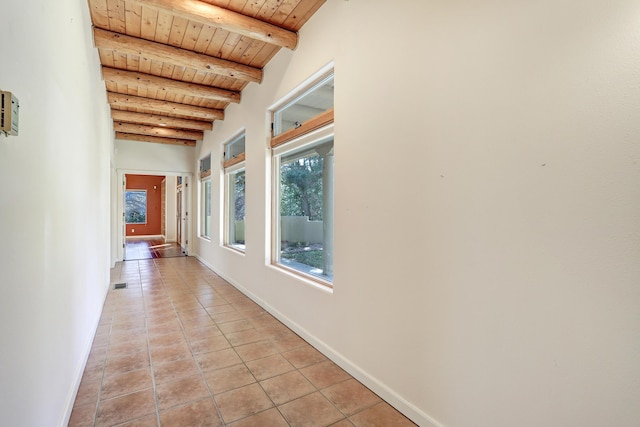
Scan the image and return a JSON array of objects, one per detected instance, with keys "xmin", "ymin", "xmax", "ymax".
[
  {"xmin": 108, "ymin": 92, "xmax": 224, "ymax": 121},
  {"xmin": 116, "ymin": 132, "xmax": 196, "ymax": 147},
  {"xmin": 130, "ymin": 0, "xmax": 297, "ymax": 49},
  {"xmin": 102, "ymin": 67, "xmax": 240, "ymax": 104},
  {"xmin": 111, "ymin": 110, "xmax": 213, "ymax": 131},
  {"xmin": 93, "ymin": 28, "xmax": 263, "ymax": 83},
  {"xmin": 114, "ymin": 122, "xmax": 204, "ymax": 140}
]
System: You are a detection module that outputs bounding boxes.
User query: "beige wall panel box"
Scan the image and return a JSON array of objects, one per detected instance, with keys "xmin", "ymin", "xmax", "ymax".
[{"xmin": 1, "ymin": 91, "xmax": 19, "ymax": 136}]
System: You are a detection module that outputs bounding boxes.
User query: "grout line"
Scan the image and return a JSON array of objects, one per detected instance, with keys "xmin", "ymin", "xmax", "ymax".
[
  {"xmin": 144, "ymin": 259, "xmax": 162, "ymax": 427},
  {"xmin": 76, "ymin": 257, "xmax": 403, "ymax": 426},
  {"xmin": 90, "ymin": 265, "xmax": 121, "ymax": 427},
  {"xmin": 156, "ymin": 257, "xmax": 227, "ymax": 425}
]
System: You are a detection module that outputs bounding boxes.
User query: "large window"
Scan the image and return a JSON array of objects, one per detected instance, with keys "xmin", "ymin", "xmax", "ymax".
[
  {"xmin": 125, "ymin": 190, "xmax": 147, "ymax": 224},
  {"xmin": 271, "ymin": 68, "xmax": 334, "ymax": 285},
  {"xmin": 224, "ymin": 133, "xmax": 246, "ymax": 252},
  {"xmin": 200, "ymin": 154, "xmax": 212, "ymax": 239}
]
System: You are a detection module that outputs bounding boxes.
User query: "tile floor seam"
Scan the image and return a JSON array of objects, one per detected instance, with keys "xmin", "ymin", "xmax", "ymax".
[
  {"xmin": 308, "ymin": 381, "xmax": 350, "ymax": 425},
  {"xmin": 331, "ymin": 383, "xmax": 378, "ymax": 418},
  {"xmin": 71, "ymin": 256, "xmax": 416, "ymax": 426},
  {"xmin": 177, "ymin": 264, "xmax": 272, "ymax": 425},
  {"xmin": 90, "ymin": 362, "xmax": 104, "ymax": 427},
  {"xmin": 156, "ymin": 258, "xmax": 227, "ymax": 425},
  {"xmin": 91, "ymin": 299, "xmax": 114, "ymax": 427},
  {"xmin": 185, "ymin": 334, "xmax": 227, "ymax": 424},
  {"xmin": 144, "ymin": 261, "xmax": 163, "ymax": 427},
  {"xmin": 261, "ymin": 375, "xmax": 322, "ymax": 421}
]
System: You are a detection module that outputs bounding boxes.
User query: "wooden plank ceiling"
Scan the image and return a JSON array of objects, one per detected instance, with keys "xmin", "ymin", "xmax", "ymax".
[{"xmin": 88, "ymin": 0, "xmax": 326, "ymax": 147}]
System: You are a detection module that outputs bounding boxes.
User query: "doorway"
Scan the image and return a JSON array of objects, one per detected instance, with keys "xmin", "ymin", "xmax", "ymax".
[
  {"xmin": 176, "ymin": 176, "xmax": 189, "ymax": 255},
  {"xmin": 177, "ymin": 181, "xmax": 182, "ymax": 250},
  {"xmin": 121, "ymin": 173, "xmax": 189, "ymax": 261}
]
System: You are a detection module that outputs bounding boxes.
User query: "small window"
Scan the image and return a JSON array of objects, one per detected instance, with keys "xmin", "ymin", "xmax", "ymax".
[
  {"xmin": 224, "ymin": 134, "xmax": 246, "ymax": 165},
  {"xmin": 224, "ymin": 132, "xmax": 246, "ymax": 252},
  {"xmin": 125, "ymin": 190, "xmax": 147, "ymax": 224},
  {"xmin": 200, "ymin": 153, "xmax": 212, "ymax": 239},
  {"xmin": 201, "ymin": 179, "xmax": 212, "ymax": 239},
  {"xmin": 270, "ymin": 69, "xmax": 334, "ymax": 285},
  {"xmin": 225, "ymin": 168, "xmax": 245, "ymax": 251},
  {"xmin": 200, "ymin": 154, "xmax": 211, "ymax": 178},
  {"xmin": 273, "ymin": 74, "xmax": 334, "ymax": 137}
]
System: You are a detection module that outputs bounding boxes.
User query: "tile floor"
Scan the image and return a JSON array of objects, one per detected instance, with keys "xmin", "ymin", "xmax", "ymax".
[
  {"xmin": 124, "ymin": 239, "xmax": 185, "ymax": 261},
  {"xmin": 69, "ymin": 257, "xmax": 416, "ymax": 426}
]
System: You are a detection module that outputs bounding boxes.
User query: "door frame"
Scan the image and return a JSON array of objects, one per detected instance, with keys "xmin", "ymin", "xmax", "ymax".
[
  {"xmin": 176, "ymin": 183, "xmax": 182, "ymax": 250},
  {"xmin": 116, "ymin": 169, "xmax": 193, "ymax": 263},
  {"xmin": 122, "ymin": 174, "xmax": 127, "ymax": 260}
]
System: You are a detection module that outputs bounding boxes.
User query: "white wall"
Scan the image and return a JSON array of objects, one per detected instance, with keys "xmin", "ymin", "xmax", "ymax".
[
  {"xmin": 114, "ymin": 138, "xmax": 194, "ymax": 174},
  {"xmin": 193, "ymin": 1, "xmax": 640, "ymax": 426},
  {"xmin": 0, "ymin": 0, "xmax": 113, "ymax": 425},
  {"xmin": 165, "ymin": 175, "xmax": 178, "ymax": 242}
]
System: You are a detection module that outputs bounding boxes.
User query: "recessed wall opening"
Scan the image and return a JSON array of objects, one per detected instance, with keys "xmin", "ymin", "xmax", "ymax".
[{"xmin": 122, "ymin": 174, "xmax": 189, "ymax": 260}]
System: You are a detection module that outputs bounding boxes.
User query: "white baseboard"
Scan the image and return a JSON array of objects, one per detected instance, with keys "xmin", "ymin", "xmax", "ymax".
[
  {"xmin": 58, "ymin": 278, "xmax": 111, "ymax": 427},
  {"xmin": 194, "ymin": 255, "xmax": 441, "ymax": 427}
]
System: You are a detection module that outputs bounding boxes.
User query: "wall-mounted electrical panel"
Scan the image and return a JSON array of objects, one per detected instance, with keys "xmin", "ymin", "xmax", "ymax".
[{"xmin": 1, "ymin": 91, "xmax": 19, "ymax": 136}]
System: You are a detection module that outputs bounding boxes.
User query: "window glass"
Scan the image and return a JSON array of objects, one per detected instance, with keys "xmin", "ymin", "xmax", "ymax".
[
  {"xmin": 273, "ymin": 74, "xmax": 334, "ymax": 136},
  {"xmin": 200, "ymin": 152, "xmax": 212, "ymax": 239},
  {"xmin": 200, "ymin": 154, "xmax": 211, "ymax": 178},
  {"xmin": 274, "ymin": 135, "xmax": 334, "ymax": 283},
  {"xmin": 271, "ymin": 68, "xmax": 334, "ymax": 285},
  {"xmin": 224, "ymin": 134, "xmax": 246, "ymax": 163},
  {"xmin": 226, "ymin": 168, "xmax": 245, "ymax": 251},
  {"xmin": 201, "ymin": 179, "xmax": 211, "ymax": 238},
  {"xmin": 125, "ymin": 190, "xmax": 147, "ymax": 224},
  {"xmin": 223, "ymin": 131, "xmax": 246, "ymax": 252}
]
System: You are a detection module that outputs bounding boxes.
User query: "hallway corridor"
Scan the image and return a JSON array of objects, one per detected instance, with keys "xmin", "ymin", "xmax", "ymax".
[{"xmin": 69, "ymin": 257, "xmax": 415, "ymax": 426}]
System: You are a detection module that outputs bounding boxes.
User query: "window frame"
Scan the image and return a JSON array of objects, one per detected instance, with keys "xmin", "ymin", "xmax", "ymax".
[
  {"xmin": 223, "ymin": 132, "xmax": 246, "ymax": 167},
  {"xmin": 271, "ymin": 108, "xmax": 334, "ymax": 149},
  {"xmin": 125, "ymin": 189, "xmax": 147, "ymax": 225},
  {"xmin": 272, "ymin": 73, "xmax": 334, "ymax": 138},
  {"xmin": 224, "ymin": 163, "xmax": 246, "ymax": 253},
  {"xmin": 223, "ymin": 131, "xmax": 246, "ymax": 253},
  {"xmin": 268, "ymin": 65, "xmax": 335, "ymax": 287},
  {"xmin": 200, "ymin": 153, "xmax": 212, "ymax": 179},
  {"xmin": 271, "ymin": 124, "xmax": 334, "ymax": 286},
  {"xmin": 200, "ymin": 178, "xmax": 212, "ymax": 239},
  {"xmin": 199, "ymin": 153, "xmax": 212, "ymax": 240}
]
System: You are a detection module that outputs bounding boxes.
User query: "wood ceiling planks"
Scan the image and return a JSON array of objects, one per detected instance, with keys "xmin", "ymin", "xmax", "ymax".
[
  {"xmin": 93, "ymin": 28, "xmax": 264, "ymax": 82},
  {"xmin": 87, "ymin": 0, "xmax": 326, "ymax": 146},
  {"xmin": 132, "ymin": 0, "xmax": 299, "ymax": 49}
]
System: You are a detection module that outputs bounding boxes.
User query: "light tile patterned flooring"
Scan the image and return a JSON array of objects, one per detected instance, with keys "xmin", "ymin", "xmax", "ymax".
[
  {"xmin": 69, "ymin": 257, "xmax": 416, "ymax": 426},
  {"xmin": 124, "ymin": 239, "xmax": 184, "ymax": 261}
]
